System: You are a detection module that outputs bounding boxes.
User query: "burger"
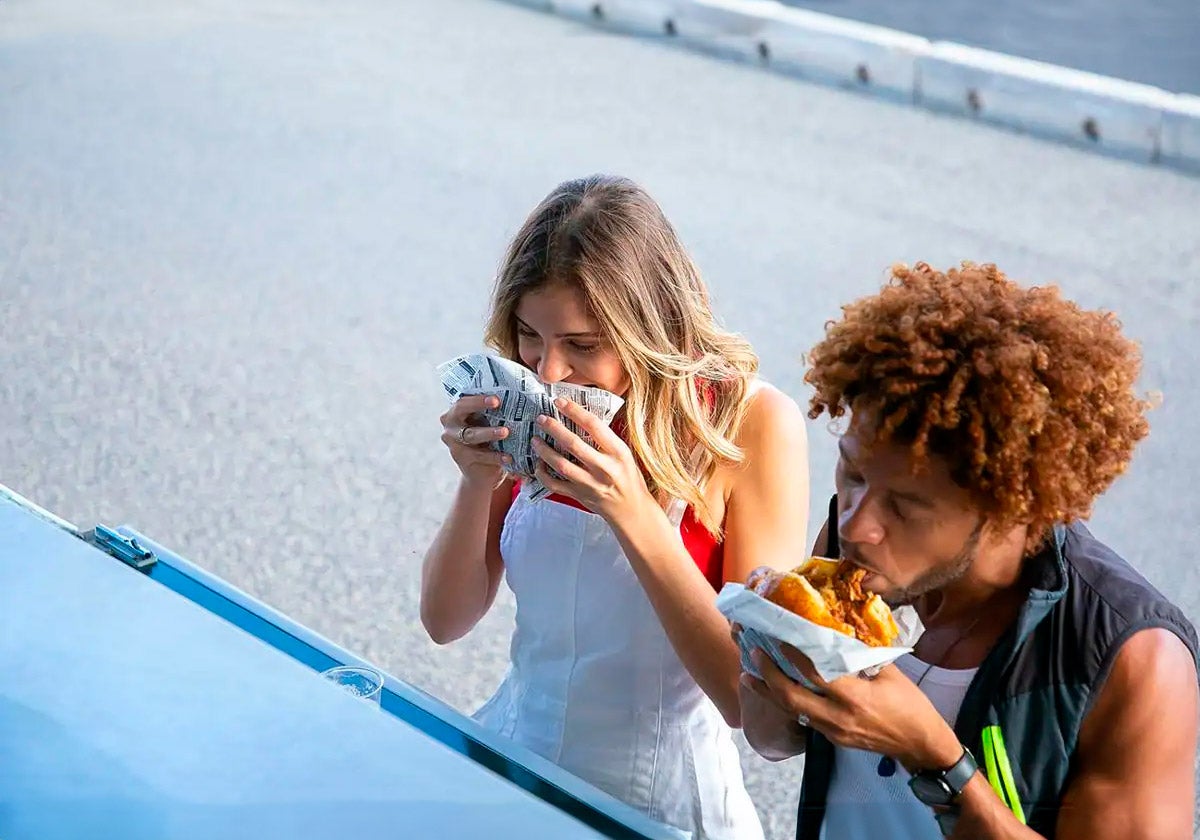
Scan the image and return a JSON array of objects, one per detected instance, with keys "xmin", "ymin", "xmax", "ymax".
[{"xmin": 747, "ymin": 558, "xmax": 900, "ymax": 647}]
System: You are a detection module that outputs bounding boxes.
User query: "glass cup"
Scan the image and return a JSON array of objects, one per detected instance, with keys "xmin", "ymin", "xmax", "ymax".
[{"xmin": 321, "ymin": 665, "xmax": 384, "ymax": 705}]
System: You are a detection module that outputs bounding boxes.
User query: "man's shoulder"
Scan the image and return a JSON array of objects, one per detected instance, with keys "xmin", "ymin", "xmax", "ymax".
[
  {"xmin": 1060, "ymin": 523, "xmax": 1174, "ymax": 618},
  {"xmin": 1056, "ymin": 522, "xmax": 1198, "ymax": 666}
]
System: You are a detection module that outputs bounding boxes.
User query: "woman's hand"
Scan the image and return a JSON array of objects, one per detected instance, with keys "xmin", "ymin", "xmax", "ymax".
[
  {"xmin": 439, "ymin": 394, "xmax": 511, "ymax": 487},
  {"xmin": 531, "ymin": 397, "xmax": 656, "ymax": 523}
]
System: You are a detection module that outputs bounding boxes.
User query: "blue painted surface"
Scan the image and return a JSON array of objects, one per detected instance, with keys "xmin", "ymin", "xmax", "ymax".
[
  {"xmin": 0, "ymin": 496, "xmax": 676, "ymax": 840},
  {"xmin": 122, "ymin": 528, "xmax": 682, "ymax": 840}
]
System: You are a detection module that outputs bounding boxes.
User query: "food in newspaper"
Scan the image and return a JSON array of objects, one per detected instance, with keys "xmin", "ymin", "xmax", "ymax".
[
  {"xmin": 746, "ymin": 558, "xmax": 900, "ymax": 648},
  {"xmin": 437, "ymin": 353, "xmax": 624, "ymax": 501}
]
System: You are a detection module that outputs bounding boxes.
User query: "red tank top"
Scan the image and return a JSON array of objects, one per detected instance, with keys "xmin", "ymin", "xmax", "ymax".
[{"xmin": 510, "ymin": 411, "xmax": 725, "ymax": 591}]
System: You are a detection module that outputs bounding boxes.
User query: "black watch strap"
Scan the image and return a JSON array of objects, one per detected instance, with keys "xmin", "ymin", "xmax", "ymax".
[
  {"xmin": 934, "ymin": 809, "xmax": 960, "ymax": 837},
  {"xmin": 908, "ymin": 746, "xmax": 978, "ymax": 811},
  {"xmin": 941, "ymin": 747, "xmax": 978, "ymax": 796}
]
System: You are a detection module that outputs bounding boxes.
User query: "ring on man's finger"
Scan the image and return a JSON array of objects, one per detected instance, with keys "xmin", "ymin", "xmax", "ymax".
[{"xmin": 458, "ymin": 427, "xmax": 469, "ymax": 444}]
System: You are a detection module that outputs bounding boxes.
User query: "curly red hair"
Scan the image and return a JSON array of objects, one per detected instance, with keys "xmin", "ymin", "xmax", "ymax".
[{"xmin": 806, "ymin": 262, "xmax": 1151, "ymax": 547}]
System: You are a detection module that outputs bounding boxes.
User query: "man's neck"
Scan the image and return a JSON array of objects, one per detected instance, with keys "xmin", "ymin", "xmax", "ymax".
[{"xmin": 921, "ymin": 532, "xmax": 1029, "ymax": 629}]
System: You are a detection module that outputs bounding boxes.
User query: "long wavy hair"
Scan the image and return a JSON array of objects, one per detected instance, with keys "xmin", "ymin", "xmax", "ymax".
[{"xmin": 484, "ymin": 175, "xmax": 759, "ymax": 537}]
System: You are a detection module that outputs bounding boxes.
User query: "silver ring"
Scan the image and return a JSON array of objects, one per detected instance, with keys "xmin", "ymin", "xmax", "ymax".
[{"xmin": 458, "ymin": 427, "xmax": 469, "ymax": 444}]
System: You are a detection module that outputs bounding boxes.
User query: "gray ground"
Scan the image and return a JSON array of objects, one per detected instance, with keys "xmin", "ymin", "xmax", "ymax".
[{"xmin": 2, "ymin": 0, "xmax": 1199, "ymax": 837}]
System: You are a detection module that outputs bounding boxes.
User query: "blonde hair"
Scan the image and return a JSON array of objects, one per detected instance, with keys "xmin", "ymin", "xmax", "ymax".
[{"xmin": 484, "ymin": 175, "xmax": 759, "ymax": 537}]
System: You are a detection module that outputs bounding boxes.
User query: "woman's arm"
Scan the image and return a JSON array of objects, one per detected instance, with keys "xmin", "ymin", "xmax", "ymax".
[
  {"xmin": 532, "ymin": 386, "xmax": 811, "ymax": 727},
  {"xmin": 420, "ymin": 478, "xmax": 512, "ymax": 644},
  {"xmin": 420, "ymin": 394, "xmax": 514, "ymax": 644},
  {"xmin": 740, "ymin": 503, "xmax": 831, "ymax": 761},
  {"xmin": 720, "ymin": 385, "xmax": 811, "ymax": 584}
]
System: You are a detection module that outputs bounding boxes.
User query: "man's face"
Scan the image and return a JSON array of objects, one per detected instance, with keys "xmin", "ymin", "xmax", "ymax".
[{"xmin": 835, "ymin": 419, "xmax": 985, "ymax": 605}]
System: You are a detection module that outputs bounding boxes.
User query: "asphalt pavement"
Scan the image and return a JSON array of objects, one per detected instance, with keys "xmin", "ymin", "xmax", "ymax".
[{"xmin": 3, "ymin": 0, "xmax": 1200, "ymax": 836}]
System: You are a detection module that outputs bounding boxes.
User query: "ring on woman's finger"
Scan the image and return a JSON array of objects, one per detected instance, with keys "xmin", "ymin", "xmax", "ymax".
[{"xmin": 458, "ymin": 427, "xmax": 470, "ymax": 444}]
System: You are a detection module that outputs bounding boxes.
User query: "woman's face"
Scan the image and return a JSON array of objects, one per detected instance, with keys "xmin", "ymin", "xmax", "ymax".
[{"xmin": 514, "ymin": 283, "xmax": 630, "ymax": 396}]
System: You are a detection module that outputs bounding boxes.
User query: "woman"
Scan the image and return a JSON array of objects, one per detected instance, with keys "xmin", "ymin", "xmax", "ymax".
[{"xmin": 421, "ymin": 175, "xmax": 809, "ymax": 839}]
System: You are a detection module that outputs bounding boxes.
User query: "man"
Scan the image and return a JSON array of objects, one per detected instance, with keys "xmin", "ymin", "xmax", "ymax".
[{"xmin": 739, "ymin": 262, "xmax": 1199, "ymax": 839}]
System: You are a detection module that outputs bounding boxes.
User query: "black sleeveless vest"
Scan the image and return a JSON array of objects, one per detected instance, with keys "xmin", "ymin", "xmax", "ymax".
[{"xmin": 796, "ymin": 496, "xmax": 1199, "ymax": 838}]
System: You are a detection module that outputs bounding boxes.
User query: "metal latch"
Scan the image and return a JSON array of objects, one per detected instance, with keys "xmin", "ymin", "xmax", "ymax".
[{"xmin": 85, "ymin": 524, "xmax": 157, "ymax": 572}]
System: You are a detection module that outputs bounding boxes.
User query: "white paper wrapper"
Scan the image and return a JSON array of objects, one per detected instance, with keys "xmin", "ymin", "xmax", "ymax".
[{"xmin": 717, "ymin": 582, "xmax": 924, "ymax": 688}]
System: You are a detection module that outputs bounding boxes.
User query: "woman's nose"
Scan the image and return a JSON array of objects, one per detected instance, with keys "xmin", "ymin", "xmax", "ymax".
[{"xmin": 536, "ymin": 345, "xmax": 571, "ymax": 384}]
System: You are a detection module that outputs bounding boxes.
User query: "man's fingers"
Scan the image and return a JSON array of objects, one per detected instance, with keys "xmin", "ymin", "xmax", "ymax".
[
  {"xmin": 730, "ymin": 622, "xmax": 744, "ymax": 645},
  {"xmin": 739, "ymin": 672, "xmax": 770, "ymax": 697},
  {"xmin": 750, "ymin": 648, "xmax": 829, "ymax": 725},
  {"xmin": 780, "ymin": 645, "xmax": 830, "ymax": 693},
  {"xmin": 751, "ymin": 648, "xmax": 796, "ymax": 694}
]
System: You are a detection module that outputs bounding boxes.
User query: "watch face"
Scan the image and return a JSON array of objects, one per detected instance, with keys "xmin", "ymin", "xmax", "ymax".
[{"xmin": 909, "ymin": 774, "xmax": 954, "ymax": 807}]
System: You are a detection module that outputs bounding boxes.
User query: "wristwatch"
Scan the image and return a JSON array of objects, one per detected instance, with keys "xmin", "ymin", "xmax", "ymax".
[
  {"xmin": 907, "ymin": 746, "xmax": 977, "ymax": 807},
  {"xmin": 909, "ymin": 747, "xmax": 978, "ymax": 836}
]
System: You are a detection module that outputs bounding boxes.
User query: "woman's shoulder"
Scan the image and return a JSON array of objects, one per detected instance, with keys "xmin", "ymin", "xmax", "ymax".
[{"xmin": 733, "ymin": 380, "xmax": 807, "ymax": 452}]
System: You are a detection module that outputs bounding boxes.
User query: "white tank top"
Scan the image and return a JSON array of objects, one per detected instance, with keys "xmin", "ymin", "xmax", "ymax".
[
  {"xmin": 819, "ymin": 654, "xmax": 979, "ymax": 840},
  {"xmin": 473, "ymin": 479, "xmax": 764, "ymax": 839}
]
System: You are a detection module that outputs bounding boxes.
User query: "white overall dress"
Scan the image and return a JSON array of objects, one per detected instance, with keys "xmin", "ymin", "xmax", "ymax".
[{"xmin": 473, "ymin": 487, "xmax": 764, "ymax": 840}]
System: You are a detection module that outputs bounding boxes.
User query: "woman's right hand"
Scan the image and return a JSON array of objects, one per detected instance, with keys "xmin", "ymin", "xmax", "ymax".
[{"xmin": 440, "ymin": 394, "xmax": 512, "ymax": 486}]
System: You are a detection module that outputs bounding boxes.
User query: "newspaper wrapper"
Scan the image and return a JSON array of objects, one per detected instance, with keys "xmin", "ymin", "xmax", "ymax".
[
  {"xmin": 437, "ymin": 353, "xmax": 624, "ymax": 502},
  {"xmin": 717, "ymin": 582, "xmax": 924, "ymax": 690}
]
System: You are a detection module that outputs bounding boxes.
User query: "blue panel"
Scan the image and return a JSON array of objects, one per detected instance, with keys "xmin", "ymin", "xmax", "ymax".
[
  {"xmin": 130, "ymin": 541, "xmax": 676, "ymax": 839},
  {"xmin": 0, "ymin": 497, "xmax": 680, "ymax": 840}
]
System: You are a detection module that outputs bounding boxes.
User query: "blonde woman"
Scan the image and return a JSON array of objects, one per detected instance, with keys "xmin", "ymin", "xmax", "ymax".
[{"xmin": 421, "ymin": 175, "xmax": 809, "ymax": 839}]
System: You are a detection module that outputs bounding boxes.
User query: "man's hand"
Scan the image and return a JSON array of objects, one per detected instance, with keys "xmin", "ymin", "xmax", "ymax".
[
  {"xmin": 741, "ymin": 645, "xmax": 962, "ymax": 773},
  {"xmin": 733, "ymin": 626, "xmax": 809, "ymax": 761}
]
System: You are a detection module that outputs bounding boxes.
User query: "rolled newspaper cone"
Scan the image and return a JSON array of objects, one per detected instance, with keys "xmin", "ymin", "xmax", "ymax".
[{"xmin": 437, "ymin": 353, "xmax": 624, "ymax": 501}]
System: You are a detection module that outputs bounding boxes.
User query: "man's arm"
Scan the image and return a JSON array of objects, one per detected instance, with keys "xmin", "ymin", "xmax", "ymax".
[
  {"xmin": 950, "ymin": 627, "xmax": 1198, "ymax": 839},
  {"xmin": 1054, "ymin": 627, "xmax": 1197, "ymax": 839},
  {"xmin": 750, "ymin": 623, "xmax": 1198, "ymax": 839}
]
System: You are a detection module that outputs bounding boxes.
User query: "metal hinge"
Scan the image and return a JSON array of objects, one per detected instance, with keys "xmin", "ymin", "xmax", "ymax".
[{"xmin": 84, "ymin": 524, "xmax": 157, "ymax": 572}]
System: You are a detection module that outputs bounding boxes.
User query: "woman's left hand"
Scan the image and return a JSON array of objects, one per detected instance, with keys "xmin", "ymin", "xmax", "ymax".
[{"xmin": 531, "ymin": 397, "xmax": 656, "ymax": 523}]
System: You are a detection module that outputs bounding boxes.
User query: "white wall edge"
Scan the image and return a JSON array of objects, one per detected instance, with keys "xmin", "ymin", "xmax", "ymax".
[{"xmin": 496, "ymin": 0, "xmax": 1200, "ymax": 174}]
